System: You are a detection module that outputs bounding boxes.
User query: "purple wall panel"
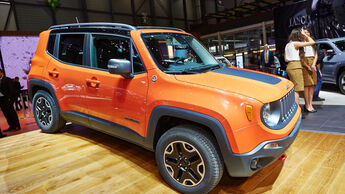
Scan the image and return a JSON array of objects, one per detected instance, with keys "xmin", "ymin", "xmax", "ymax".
[{"xmin": 0, "ymin": 36, "xmax": 39, "ymax": 89}]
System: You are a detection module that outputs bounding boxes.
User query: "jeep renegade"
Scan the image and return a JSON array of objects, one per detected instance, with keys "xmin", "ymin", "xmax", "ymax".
[{"xmin": 28, "ymin": 23, "xmax": 302, "ymax": 193}]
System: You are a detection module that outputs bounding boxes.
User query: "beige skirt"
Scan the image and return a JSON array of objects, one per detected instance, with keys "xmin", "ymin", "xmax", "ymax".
[
  {"xmin": 302, "ymin": 57, "xmax": 317, "ymax": 86},
  {"xmin": 286, "ymin": 61, "xmax": 304, "ymax": 92}
]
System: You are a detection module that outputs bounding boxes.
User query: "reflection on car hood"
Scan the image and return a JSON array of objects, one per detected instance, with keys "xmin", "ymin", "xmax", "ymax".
[{"xmin": 174, "ymin": 67, "xmax": 294, "ymax": 103}]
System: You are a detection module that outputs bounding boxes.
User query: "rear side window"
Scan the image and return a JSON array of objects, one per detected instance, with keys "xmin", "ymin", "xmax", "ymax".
[
  {"xmin": 58, "ymin": 34, "xmax": 84, "ymax": 65},
  {"xmin": 47, "ymin": 34, "xmax": 56, "ymax": 55}
]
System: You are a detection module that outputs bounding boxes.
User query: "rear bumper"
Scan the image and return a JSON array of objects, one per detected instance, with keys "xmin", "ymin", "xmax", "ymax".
[{"xmin": 225, "ymin": 114, "xmax": 302, "ymax": 177}]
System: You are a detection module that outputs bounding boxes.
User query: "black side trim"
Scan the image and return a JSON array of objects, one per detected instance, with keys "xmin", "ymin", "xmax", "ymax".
[
  {"xmin": 213, "ymin": 67, "xmax": 281, "ymax": 85},
  {"xmin": 61, "ymin": 111, "xmax": 146, "ymax": 147}
]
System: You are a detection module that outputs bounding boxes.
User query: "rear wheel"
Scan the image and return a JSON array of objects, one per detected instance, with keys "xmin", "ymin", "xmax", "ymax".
[
  {"xmin": 33, "ymin": 90, "xmax": 65, "ymax": 133},
  {"xmin": 155, "ymin": 125, "xmax": 223, "ymax": 194},
  {"xmin": 338, "ymin": 71, "xmax": 345, "ymax": 94}
]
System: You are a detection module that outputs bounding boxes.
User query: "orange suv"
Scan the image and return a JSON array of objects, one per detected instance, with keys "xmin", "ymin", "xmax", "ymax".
[{"xmin": 28, "ymin": 23, "xmax": 302, "ymax": 193}]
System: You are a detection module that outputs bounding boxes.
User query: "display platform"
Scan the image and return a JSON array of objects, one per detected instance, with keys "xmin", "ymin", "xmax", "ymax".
[{"xmin": 0, "ymin": 125, "xmax": 344, "ymax": 193}]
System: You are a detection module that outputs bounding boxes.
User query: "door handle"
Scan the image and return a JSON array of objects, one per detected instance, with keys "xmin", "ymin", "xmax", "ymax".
[
  {"xmin": 86, "ymin": 78, "xmax": 100, "ymax": 88},
  {"xmin": 48, "ymin": 69, "xmax": 59, "ymax": 78}
]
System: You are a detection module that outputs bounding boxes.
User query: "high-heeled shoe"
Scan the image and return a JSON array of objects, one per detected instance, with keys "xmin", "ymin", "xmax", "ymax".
[{"xmin": 304, "ymin": 105, "xmax": 317, "ymax": 113}]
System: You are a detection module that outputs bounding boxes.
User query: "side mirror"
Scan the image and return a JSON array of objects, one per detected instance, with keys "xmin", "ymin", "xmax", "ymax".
[
  {"xmin": 327, "ymin": 49, "xmax": 335, "ymax": 55},
  {"xmin": 107, "ymin": 59, "xmax": 133, "ymax": 79}
]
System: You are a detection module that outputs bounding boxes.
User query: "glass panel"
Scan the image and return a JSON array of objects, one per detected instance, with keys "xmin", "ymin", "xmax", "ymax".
[
  {"xmin": 132, "ymin": 46, "xmax": 145, "ymax": 73},
  {"xmin": 58, "ymin": 34, "xmax": 84, "ymax": 65},
  {"xmin": 142, "ymin": 33, "xmax": 219, "ymax": 74},
  {"xmin": 91, "ymin": 34, "xmax": 130, "ymax": 69},
  {"xmin": 47, "ymin": 34, "xmax": 56, "ymax": 55}
]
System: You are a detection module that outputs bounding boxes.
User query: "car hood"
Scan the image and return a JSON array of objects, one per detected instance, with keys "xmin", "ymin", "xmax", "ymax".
[{"xmin": 174, "ymin": 67, "xmax": 294, "ymax": 103}]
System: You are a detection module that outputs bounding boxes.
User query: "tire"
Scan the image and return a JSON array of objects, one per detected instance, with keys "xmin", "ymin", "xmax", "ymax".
[
  {"xmin": 338, "ymin": 71, "xmax": 345, "ymax": 94},
  {"xmin": 32, "ymin": 90, "xmax": 65, "ymax": 133},
  {"xmin": 155, "ymin": 125, "xmax": 223, "ymax": 194}
]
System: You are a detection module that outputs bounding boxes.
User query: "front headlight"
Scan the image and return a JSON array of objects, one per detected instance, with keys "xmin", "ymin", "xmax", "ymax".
[{"xmin": 261, "ymin": 101, "xmax": 281, "ymax": 128}]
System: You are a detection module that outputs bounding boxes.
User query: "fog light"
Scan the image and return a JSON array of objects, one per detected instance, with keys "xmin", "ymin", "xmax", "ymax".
[
  {"xmin": 264, "ymin": 143, "xmax": 279, "ymax": 149},
  {"xmin": 250, "ymin": 158, "xmax": 259, "ymax": 170}
]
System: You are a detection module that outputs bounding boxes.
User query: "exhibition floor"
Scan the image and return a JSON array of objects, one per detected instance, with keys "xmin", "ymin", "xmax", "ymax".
[
  {"xmin": 0, "ymin": 123, "xmax": 344, "ymax": 193},
  {"xmin": 0, "ymin": 85, "xmax": 344, "ymax": 193}
]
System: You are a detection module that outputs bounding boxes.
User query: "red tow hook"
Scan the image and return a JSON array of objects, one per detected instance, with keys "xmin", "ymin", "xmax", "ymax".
[{"xmin": 278, "ymin": 154, "xmax": 287, "ymax": 161}]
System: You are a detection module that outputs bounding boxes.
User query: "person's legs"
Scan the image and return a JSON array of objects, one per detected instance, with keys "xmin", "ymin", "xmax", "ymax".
[
  {"xmin": 313, "ymin": 69, "xmax": 323, "ymax": 100},
  {"xmin": 295, "ymin": 92, "xmax": 300, "ymax": 104},
  {"xmin": 0, "ymin": 98, "xmax": 12, "ymax": 127},
  {"xmin": 304, "ymin": 87, "xmax": 310, "ymax": 110},
  {"xmin": 309, "ymin": 86, "xmax": 315, "ymax": 110}
]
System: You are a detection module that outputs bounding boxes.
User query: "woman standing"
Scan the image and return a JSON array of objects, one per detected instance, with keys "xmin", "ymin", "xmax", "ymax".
[
  {"xmin": 302, "ymin": 29, "xmax": 318, "ymax": 112},
  {"xmin": 285, "ymin": 28, "xmax": 316, "ymax": 104}
]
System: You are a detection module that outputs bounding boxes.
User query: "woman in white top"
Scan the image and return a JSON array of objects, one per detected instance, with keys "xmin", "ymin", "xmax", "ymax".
[
  {"xmin": 285, "ymin": 28, "xmax": 315, "ymax": 104},
  {"xmin": 302, "ymin": 28, "xmax": 318, "ymax": 113}
]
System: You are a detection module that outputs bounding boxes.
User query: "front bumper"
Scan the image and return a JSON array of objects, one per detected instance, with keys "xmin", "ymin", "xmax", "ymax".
[{"xmin": 225, "ymin": 114, "xmax": 302, "ymax": 177}]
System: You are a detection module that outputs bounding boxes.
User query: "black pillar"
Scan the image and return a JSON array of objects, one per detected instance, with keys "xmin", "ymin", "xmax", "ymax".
[
  {"xmin": 149, "ymin": 0, "xmax": 156, "ymax": 25},
  {"xmin": 168, "ymin": 0, "xmax": 174, "ymax": 26},
  {"xmin": 200, "ymin": 0, "xmax": 207, "ymax": 24},
  {"xmin": 215, "ymin": 0, "xmax": 220, "ymax": 23},
  {"xmin": 109, "ymin": 0, "xmax": 114, "ymax": 22},
  {"xmin": 131, "ymin": 0, "xmax": 137, "ymax": 26},
  {"xmin": 81, "ymin": 0, "xmax": 88, "ymax": 22},
  {"xmin": 9, "ymin": 0, "xmax": 19, "ymax": 30},
  {"xmin": 183, "ymin": 0, "xmax": 188, "ymax": 29}
]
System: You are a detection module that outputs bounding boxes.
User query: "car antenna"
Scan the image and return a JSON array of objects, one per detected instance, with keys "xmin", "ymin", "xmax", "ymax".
[{"xmin": 75, "ymin": 17, "xmax": 80, "ymax": 27}]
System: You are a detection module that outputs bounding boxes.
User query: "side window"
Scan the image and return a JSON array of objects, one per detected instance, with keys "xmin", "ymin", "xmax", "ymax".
[
  {"xmin": 47, "ymin": 34, "xmax": 56, "ymax": 55},
  {"xmin": 91, "ymin": 34, "xmax": 130, "ymax": 70},
  {"xmin": 319, "ymin": 43, "xmax": 333, "ymax": 51},
  {"xmin": 132, "ymin": 45, "xmax": 146, "ymax": 73},
  {"xmin": 58, "ymin": 34, "xmax": 84, "ymax": 65}
]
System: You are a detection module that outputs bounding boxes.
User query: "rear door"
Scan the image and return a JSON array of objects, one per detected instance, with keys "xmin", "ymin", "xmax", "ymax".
[{"xmin": 46, "ymin": 33, "xmax": 89, "ymax": 120}]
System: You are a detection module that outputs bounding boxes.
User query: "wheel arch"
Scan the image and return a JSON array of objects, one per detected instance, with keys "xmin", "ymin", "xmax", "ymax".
[
  {"xmin": 337, "ymin": 65, "xmax": 345, "ymax": 83},
  {"xmin": 146, "ymin": 106, "xmax": 234, "ymax": 160},
  {"xmin": 28, "ymin": 79, "xmax": 57, "ymax": 102}
]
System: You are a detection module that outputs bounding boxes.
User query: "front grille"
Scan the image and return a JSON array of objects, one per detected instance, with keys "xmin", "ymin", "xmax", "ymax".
[{"xmin": 279, "ymin": 89, "xmax": 296, "ymax": 122}]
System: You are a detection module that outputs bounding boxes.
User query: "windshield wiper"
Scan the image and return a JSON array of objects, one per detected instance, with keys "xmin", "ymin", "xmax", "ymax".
[
  {"xmin": 190, "ymin": 64, "xmax": 224, "ymax": 73},
  {"xmin": 164, "ymin": 70, "xmax": 200, "ymax": 74}
]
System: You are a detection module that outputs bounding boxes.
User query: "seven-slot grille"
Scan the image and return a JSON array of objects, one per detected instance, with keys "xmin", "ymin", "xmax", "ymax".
[{"xmin": 279, "ymin": 89, "xmax": 296, "ymax": 122}]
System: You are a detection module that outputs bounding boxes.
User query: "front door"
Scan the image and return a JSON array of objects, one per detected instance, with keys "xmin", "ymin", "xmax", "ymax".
[{"xmin": 83, "ymin": 33, "xmax": 148, "ymax": 137}]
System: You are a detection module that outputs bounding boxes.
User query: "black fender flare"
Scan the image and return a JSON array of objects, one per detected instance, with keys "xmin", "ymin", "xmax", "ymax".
[
  {"xmin": 28, "ymin": 78, "xmax": 58, "ymax": 106},
  {"xmin": 145, "ymin": 105, "xmax": 234, "ymax": 159}
]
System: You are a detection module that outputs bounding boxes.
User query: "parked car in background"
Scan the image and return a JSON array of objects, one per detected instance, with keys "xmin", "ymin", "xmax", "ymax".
[{"xmin": 316, "ymin": 38, "xmax": 345, "ymax": 94}]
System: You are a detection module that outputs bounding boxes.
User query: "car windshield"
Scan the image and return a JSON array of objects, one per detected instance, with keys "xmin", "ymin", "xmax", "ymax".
[
  {"xmin": 141, "ymin": 33, "xmax": 220, "ymax": 74},
  {"xmin": 335, "ymin": 40, "xmax": 345, "ymax": 52}
]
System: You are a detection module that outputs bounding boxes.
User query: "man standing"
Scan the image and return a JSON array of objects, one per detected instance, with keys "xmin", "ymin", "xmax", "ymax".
[
  {"xmin": 260, "ymin": 44, "xmax": 274, "ymax": 71},
  {"xmin": 0, "ymin": 69, "xmax": 21, "ymax": 132}
]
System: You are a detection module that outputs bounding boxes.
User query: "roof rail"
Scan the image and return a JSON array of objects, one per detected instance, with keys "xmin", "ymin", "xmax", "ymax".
[
  {"xmin": 136, "ymin": 26, "xmax": 185, "ymax": 32},
  {"xmin": 49, "ymin": 23, "xmax": 137, "ymax": 31},
  {"xmin": 316, "ymin": 38, "xmax": 331, "ymax": 41}
]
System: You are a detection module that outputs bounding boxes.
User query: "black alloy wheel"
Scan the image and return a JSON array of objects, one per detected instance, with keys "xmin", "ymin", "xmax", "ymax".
[
  {"xmin": 35, "ymin": 96, "xmax": 53, "ymax": 127},
  {"xmin": 33, "ymin": 90, "xmax": 65, "ymax": 133},
  {"xmin": 156, "ymin": 125, "xmax": 223, "ymax": 194},
  {"xmin": 164, "ymin": 141, "xmax": 205, "ymax": 186}
]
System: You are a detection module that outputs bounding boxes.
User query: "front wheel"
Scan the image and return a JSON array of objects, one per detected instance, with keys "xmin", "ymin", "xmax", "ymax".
[
  {"xmin": 32, "ymin": 90, "xmax": 65, "ymax": 133},
  {"xmin": 338, "ymin": 71, "xmax": 345, "ymax": 94},
  {"xmin": 155, "ymin": 125, "xmax": 223, "ymax": 194}
]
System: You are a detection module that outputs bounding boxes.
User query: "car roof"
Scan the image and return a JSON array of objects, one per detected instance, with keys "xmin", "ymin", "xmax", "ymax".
[
  {"xmin": 316, "ymin": 37, "xmax": 345, "ymax": 43},
  {"xmin": 48, "ymin": 22, "xmax": 185, "ymax": 33}
]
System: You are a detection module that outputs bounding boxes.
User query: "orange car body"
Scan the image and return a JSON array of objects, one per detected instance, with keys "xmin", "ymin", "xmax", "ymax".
[{"xmin": 28, "ymin": 25, "xmax": 301, "ymax": 177}]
